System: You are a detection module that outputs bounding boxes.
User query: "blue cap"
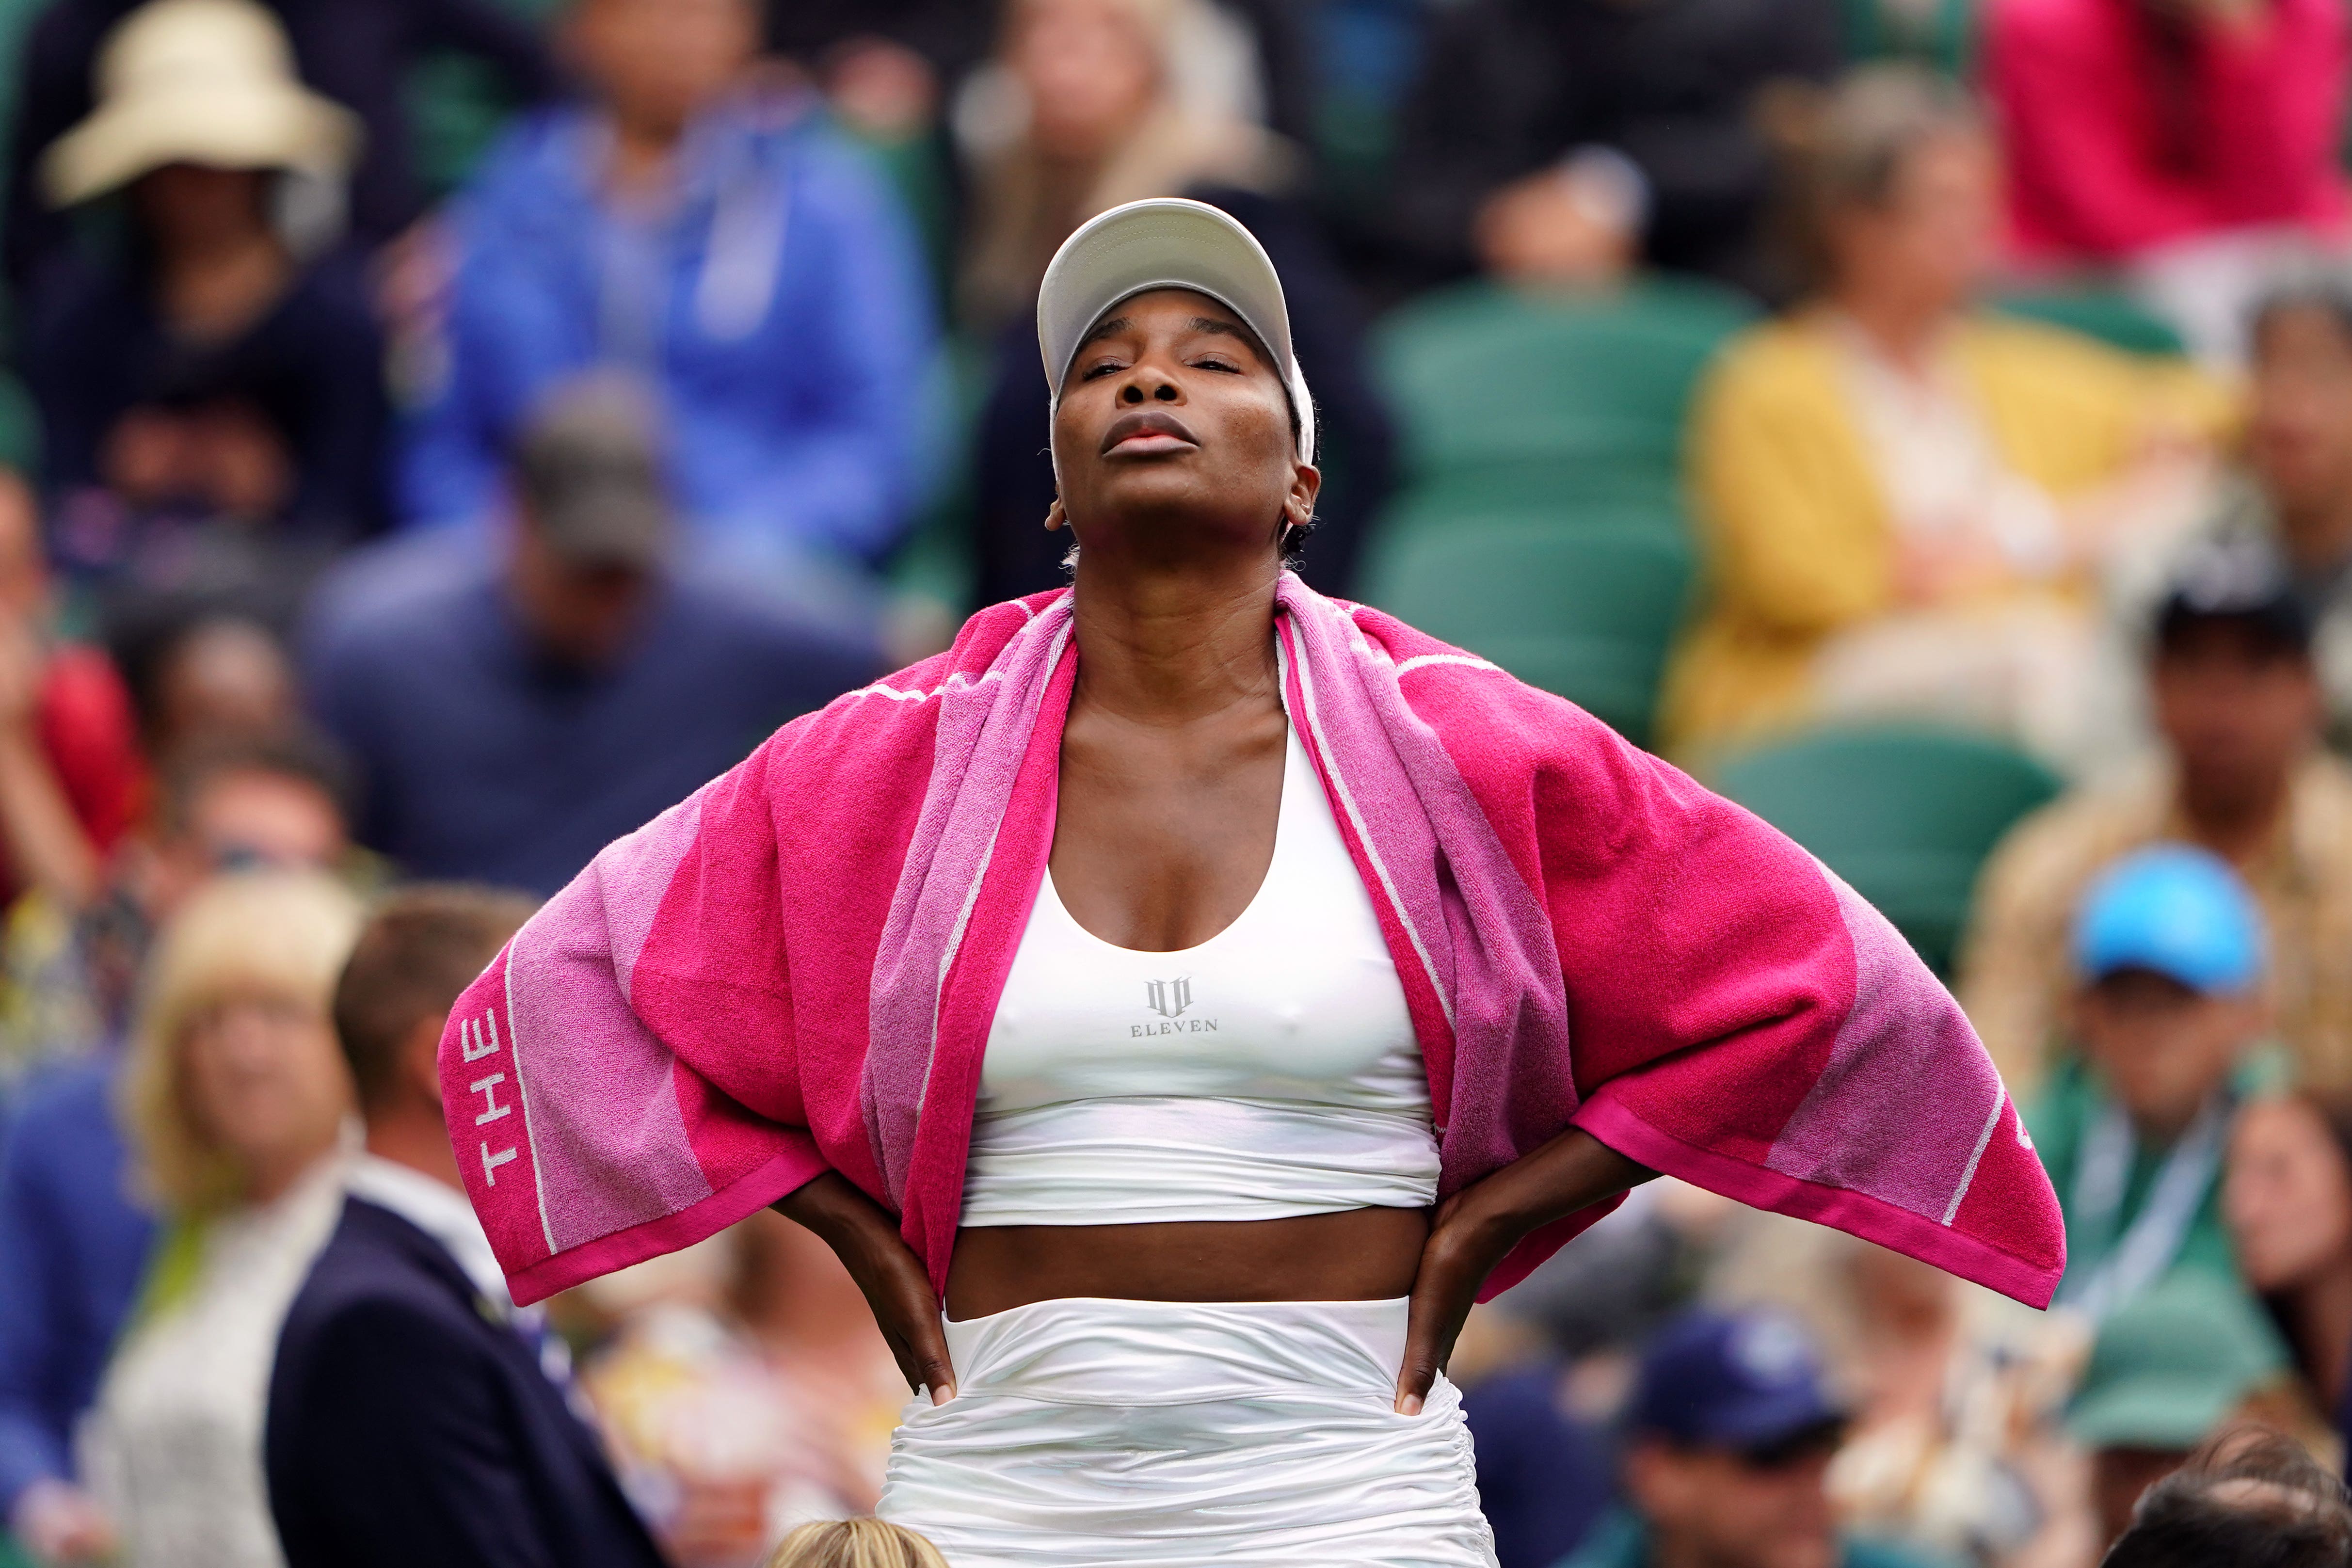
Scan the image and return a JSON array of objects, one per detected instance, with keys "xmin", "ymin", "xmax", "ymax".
[
  {"xmin": 2071, "ymin": 845, "xmax": 2265, "ymax": 995},
  {"xmin": 1628, "ymin": 1310, "xmax": 1844, "ymax": 1450}
]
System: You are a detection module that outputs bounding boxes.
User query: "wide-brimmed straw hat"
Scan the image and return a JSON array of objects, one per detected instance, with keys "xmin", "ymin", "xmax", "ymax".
[
  {"xmin": 1037, "ymin": 197, "xmax": 1315, "ymax": 464},
  {"xmin": 41, "ymin": 0, "xmax": 360, "ymax": 209}
]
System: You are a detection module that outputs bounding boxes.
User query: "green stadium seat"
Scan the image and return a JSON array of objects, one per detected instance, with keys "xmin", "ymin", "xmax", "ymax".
[
  {"xmin": 1371, "ymin": 490, "xmax": 1691, "ymax": 558},
  {"xmin": 403, "ymin": 0, "xmax": 563, "ymax": 200},
  {"xmin": 1839, "ymin": 0, "xmax": 1976, "ymax": 75},
  {"xmin": 1373, "ymin": 278, "xmax": 1756, "ymax": 508},
  {"xmin": 1992, "ymin": 288, "xmax": 2189, "ymax": 358},
  {"xmin": 1361, "ymin": 522, "xmax": 1696, "ymax": 746},
  {"xmin": 1710, "ymin": 727, "xmax": 2064, "ymax": 976},
  {"xmin": 0, "ymin": 370, "xmax": 39, "ymax": 477}
]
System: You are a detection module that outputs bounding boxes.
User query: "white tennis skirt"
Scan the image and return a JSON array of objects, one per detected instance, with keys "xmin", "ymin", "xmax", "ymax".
[{"xmin": 875, "ymin": 1296, "xmax": 1498, "ymax": 1567}]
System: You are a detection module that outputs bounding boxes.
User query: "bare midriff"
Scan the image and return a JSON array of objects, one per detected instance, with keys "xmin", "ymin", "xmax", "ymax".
[{"xmin": 944, "ymin": 1207, "xmax": 1431, "ymax": 1320}]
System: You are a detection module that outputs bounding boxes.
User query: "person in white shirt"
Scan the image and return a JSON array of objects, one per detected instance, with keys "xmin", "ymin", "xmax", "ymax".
[{"xmin": 81, "ymin": 870, "xmax": 364, "ymax": 1568}]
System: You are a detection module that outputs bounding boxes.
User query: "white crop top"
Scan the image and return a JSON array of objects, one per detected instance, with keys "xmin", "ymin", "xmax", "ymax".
[{"xmin": 963, "ymin": 718, "xmax": 1440, "ymax": 1226}]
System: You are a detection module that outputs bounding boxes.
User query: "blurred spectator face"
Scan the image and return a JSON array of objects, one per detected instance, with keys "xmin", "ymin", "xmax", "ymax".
[
  {"xmin": 2152, "ymin": 618, "xmax": 2322, "ymax": 813},
  {"xmin": 1475, "ymin": 153, "xmax": 1643, "ymax": 292},
  {"xmin": 1824, "ymin": 129, "xmax": 2000, "ymax": 318},
  {"xmin": 2225, "ymin": 1096, "xmax": 2352, "ymax": 1294},
  {"xmin": 2247, "ymin": 303, "xmax": 2352, "ymax": 550},
  {"xmin": 1011, "ymin": 0, "xmax": 1161, "ymax": 161},
  {"xmin": 152, "ymin": 618, "xmax": 298, "ymax": 760},
  {"xmin": 2075, "ymin": 967, "xmax": 2256, "ymax": 1138},
  {"xmin": 183, "ymin": 764, "xmax": 346, "ymax": 876},
  {"xmin": 130, "ymin": 162, "xmax": 274, "ymax": 253},
  {"xmin": 826, "ymin": 39, "xmax": 939, "ymax": 142},
  {"xmin": 1849, "ymin": 1240, "xmax": 1954, "ymax": 1331},
  {"xmin": 0, "ymin": 471, "xmax": 48, "ymax": 624},
  {"xmin": 178, "ymin": 986, "xmax": 347, "ymax": 1192},
  {"xmin": 509, "ymin": 523, "xmax": 654, "ymax": 669},
  {"xmin": 568, "ymin": 0, "xmax": 757, "ymax": 142},
  {"xmin": 1624, "ymin": 1431, "xmax": 1840, "ymax": 1568}
]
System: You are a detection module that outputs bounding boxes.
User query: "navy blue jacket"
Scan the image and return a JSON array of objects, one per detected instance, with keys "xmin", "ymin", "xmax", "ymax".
[
  {"xmin": 265, "ymin": 1196, "xmax": 666, "ymax": 1568},
  {"xmin": 302, "ymin": 535, "xmax": 879, "ymax": 895},
  {"xmin": 0, "ymin": 1055, "xmax": 152, "ymax": 1517}
]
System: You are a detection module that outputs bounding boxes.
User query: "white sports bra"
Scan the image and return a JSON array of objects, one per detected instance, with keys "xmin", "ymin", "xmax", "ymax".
[{"xmin": 963, "ymin": 718, "xmax": 1440, "ymax": 1227}]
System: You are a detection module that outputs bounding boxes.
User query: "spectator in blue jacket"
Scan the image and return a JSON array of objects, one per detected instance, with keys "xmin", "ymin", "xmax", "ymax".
[
  {"xmin": 0, "ymin": 1056, "xmax": 151, "ymax": 1563},
  {"xmin": 403, "ymin": 0, "xmax": 938, "ymax": 581}
]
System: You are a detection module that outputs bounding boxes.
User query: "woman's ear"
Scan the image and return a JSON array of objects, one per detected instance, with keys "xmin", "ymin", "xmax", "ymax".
[
  {"xmin": 1044, "ymin": 496, "xmax": 1067, "ymax": 533},
  {"xmin": 1285, "ymin": 462, "xmax": 1322, "ymax": 531}
]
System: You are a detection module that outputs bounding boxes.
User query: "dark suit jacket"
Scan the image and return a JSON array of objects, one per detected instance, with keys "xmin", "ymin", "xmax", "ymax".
[{"xmin": 265, "ymin": 1195, "xmax": 668, "ymax": 1568}]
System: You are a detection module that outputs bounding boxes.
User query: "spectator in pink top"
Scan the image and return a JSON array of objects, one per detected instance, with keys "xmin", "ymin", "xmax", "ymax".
[{"xmin": 1986, "ymin": 0, "xmax": 2351, "ymax": 360}]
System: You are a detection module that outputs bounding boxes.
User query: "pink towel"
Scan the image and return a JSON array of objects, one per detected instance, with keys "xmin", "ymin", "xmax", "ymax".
[{"xmin": 442, "ymin": 577, "xmax": 2064, "ymax": 1308}]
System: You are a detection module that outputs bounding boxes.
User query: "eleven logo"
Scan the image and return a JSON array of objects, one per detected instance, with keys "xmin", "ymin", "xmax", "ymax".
[{"xmin": 1145, "ymin": 976, "xmax": 1192, "ymax": 1019}]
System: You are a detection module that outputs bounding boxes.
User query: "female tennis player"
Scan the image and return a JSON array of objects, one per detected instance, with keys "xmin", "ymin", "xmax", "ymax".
[{"xmin": 439, "ymin": 199, "xmax": 2064, "ymax": 1567}]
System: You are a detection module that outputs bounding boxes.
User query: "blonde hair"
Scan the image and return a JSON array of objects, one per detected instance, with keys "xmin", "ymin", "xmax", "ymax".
[
  {"xmin": 958, "ymin": 0, "xmax": 1285, "ymax": 327},
  {"xmin": 1787, "ymin": 64, "xmax": 1985, "ymax": 290},
  {"xmin": 120, "ymin": 870, "xmax": 364, "ymax": 1215},
  {"xmin": 764, "ymin": 1519, "xmax": 950, "ymax": 1568}
]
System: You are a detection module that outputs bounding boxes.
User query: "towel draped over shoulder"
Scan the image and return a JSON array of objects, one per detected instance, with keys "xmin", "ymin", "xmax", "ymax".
[{"xmin": 440, "ymin": 576, "xmax": 2064, "ymax": 1309}]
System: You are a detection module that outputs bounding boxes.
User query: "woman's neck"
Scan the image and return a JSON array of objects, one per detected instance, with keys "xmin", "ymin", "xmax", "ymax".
[
  {"xmin": 1832, "ymin": 286, "xmax": 1954, "ymax": 376},
  {"xmin": 2277, "ymin": 488, "xmax": 2352, "ymax": 580},
  {"xmin": 2288, "ymin": 1256, "xmax": 2352, "ymax": 1403},
  {"xmin": 242, "ymin": 1138, "xmax": 332, "ymax": 1209},
  {"xmin": 1068, "ymin": 551, "xmax": 1282, "ymax": 725},
  {"xmin": 606, "ymin": 111, "xmax": 693, "ymax": 203},
  {"xmin": 156, "ymin": 227, "xmax": 293, "ymax": 342},
  {"xmin": 2182, "ymin": 766, "xmax": 2293, "ymax": 865}
]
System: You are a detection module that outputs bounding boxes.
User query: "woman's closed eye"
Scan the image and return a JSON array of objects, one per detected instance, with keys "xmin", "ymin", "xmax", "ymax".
[
  {"xmin": 1192, "ymin": 354, "xmax": 1243, "ymax": 374},
  {"xmin": 1080, "ymin": 357, "xmax": 1129, "ymax": 382}
]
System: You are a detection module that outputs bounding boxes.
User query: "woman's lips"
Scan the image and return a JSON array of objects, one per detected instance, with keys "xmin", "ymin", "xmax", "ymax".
[{"xmin": 1100, "ymin": 409, "xmax": 1200, "ymax": 455}]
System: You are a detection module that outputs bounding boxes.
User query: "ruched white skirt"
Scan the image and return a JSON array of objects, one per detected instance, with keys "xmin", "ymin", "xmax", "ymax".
[{"xmin": 876, "ymin": 1296, "xmax": 1497, "ymax": 1567}]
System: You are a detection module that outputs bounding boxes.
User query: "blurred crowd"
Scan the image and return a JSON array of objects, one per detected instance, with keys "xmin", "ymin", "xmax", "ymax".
[{"xmin": 0, "ymin": 0, "xmax": 2338, "ymax": 1564}]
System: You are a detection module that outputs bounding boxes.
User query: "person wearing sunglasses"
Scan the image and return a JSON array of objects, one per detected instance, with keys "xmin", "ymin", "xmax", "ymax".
[{"xmin": 1561, "ymin": 1310, "xmax": 1940, "ymax": 1568}]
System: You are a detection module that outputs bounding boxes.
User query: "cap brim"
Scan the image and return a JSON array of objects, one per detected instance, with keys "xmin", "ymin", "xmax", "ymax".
[
  {"xmin": 1699, "ymin": 1388, "xmax": 1848, "ymax": 1451},
  {"xmin": 1037, "ymin": 198, "xmax": 1312, "ymax": 462},
  {"xmin": 2066, "ymin": 1376, "xmax": 2240, "ymax": 1450},
  {"xmin": 540, "ymin": 495, "xmax": 667, "ymax": 570}
]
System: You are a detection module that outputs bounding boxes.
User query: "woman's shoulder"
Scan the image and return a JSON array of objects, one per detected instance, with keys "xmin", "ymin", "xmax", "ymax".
[
  {"xmin": 446, "ymin": 106, "xmax": 595, "ymax": 239},
  {"xmin": 1954, "ymin": 310, "xmax": 2149, "ymax": 377},
  {"xmin": 1708, "ymin": 313, "xmax": 1835, "ymax": 377},
  {"xmin": 1694, "ymin": 313, "xmax": 1842, "ymax": 420}
]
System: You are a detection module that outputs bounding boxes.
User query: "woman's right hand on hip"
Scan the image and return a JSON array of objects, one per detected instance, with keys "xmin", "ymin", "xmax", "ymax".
[{"xmin": 774, "ymin": 1172, "xmax": 957, "ymax": 1401}]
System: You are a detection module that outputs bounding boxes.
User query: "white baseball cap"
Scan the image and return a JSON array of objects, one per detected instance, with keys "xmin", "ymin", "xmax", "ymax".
[{"xmin": 1037, "ymin": 197, "xmax": 1314, "ymax": 464}]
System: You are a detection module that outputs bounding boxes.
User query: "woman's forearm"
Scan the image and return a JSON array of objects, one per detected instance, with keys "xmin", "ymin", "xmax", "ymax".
[
  {"xmin": 775, "ymin": 1171, "xmax": 903, "ymax": 1263},
  {"xmin": 0, "ymin": 727, "xmax": 98, "ymax": 909},
  {"xmin": 1393, "ymin": 1127, "xmax": 1655, "ymax": 1412},
  {"xmin": 774, "ymin": 1172, "xmax": 958, "ymax": 1398},
  {"xmin": 1441, "ymin": 1125, "xmax": 1656, "ymax": 1256}
]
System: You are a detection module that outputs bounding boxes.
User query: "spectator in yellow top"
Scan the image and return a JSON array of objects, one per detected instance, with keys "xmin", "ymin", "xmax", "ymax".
[{"xmin": 1659, "ymin": 65, "xmax": 2222, "ymax": 770}]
